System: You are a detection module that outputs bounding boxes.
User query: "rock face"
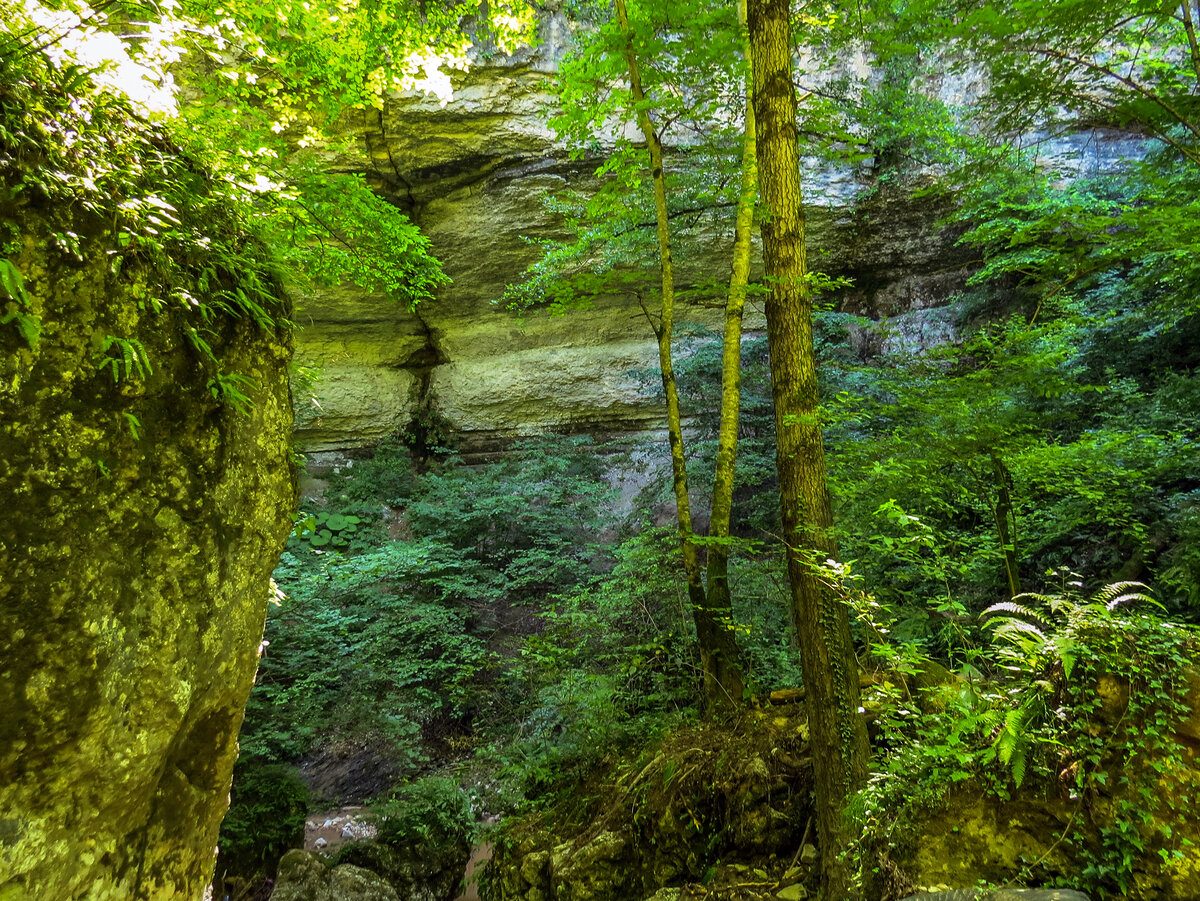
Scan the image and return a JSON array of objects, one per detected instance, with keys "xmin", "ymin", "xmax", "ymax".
[
  {"xmin": 292, "ymin": 29, "xmax": 950, "ymax": 451},
  {"xmin": 0, "ymin": 200, "xmax": 295, "ymax": 893},
  {"xmin": 294, "ymin": 23, "xmax": 1144, "ymax": 452}
]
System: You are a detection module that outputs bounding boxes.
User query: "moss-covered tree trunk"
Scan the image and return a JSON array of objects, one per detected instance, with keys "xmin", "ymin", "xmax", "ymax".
[
  {"xmin": 701, "ymin": 0, "xmax": 758, "ymax": 710},
  {"xmin": 746, "ymin": 0, "xmax": 870, "ymax": 894},
  {"xmin": 615, "ymin": 0, "xmax": 745, "ymax": 713}
]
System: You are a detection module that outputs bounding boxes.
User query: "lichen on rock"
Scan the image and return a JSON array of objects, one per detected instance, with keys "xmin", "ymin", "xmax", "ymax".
[{"xmin": 0, "ymin": 55, "xmax": 296, "ymax": 900}]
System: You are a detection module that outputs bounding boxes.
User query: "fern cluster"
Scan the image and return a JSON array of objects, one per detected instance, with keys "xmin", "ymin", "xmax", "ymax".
[
  {"xmin": 979, "ymin": 581, "xmax": 1159, "ymax": 788},
  {"xmin": 853, "ymin": 576, "xmax": 1197, "ymax": 897}
]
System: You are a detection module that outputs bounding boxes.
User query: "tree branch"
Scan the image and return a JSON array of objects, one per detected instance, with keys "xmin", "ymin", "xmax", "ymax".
[
  {"xmin": 1022, "ymin": 44, "xmax": 1200, "ymax": 143},
  {"xmin": 1181, "ymin": 0, "xmax": 1200, "ymax": 82}
]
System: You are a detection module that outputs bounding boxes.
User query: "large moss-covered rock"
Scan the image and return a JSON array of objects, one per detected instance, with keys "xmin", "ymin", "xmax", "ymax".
[
  {"xmin": 863, "ymin": 764, "xmax": 1200, "ymax": 901},
  {"xmin": 0, "ymin": 172, "xmax": 294, "ymax": 898},
  {"xmin": 485, "ymin": 712, "xmax": 813, "ymax": 901},
  {"xmin": 272, "ymin": 850, "xmax": 403, "ymax": 901},
  {"xmin": 336, "ymin": 837, "xmax": 470, "ymax": 901}
]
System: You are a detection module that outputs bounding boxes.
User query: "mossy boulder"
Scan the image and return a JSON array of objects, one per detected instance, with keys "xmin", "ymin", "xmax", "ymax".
[
  {"xmin": 336, "ymin": 838, "xmax": 470, "ymax": 901},
  {"xmin": 0, "ymin": 71, "xmax": 295, "ymax": 898},
  {"xmin": 863, "ymin": 762, "xmax": 1200, "ymax": 901},
  {"xmin": 272, "ymin": 850, "xmax": 402, "ymax": 901},
  {"xmin": 484, "ymin": 713, "xmax": 814, "ymax": 901}
]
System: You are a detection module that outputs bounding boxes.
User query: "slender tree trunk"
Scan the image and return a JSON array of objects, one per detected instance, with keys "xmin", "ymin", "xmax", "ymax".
[
  {"xmin": 1181, "ymin": 0, "xmax": 1200, "ymax": 81},
  {"xmin": 990, "ymin": 451, "xmax": 1021, "ymax": 598},
  {"xmin": 615, "ymin": 0, "xmax": 717, "ymax": 705},
  {"xmin": 701, "ymin": 0, "xmax": 758, "ymax": 710},
  {"xmin": 746, "ymin": 0, "xmax": 869, "ymax": 895}
]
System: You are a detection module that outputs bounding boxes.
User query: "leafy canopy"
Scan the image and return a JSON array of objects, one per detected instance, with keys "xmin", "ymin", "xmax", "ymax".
[{"xmin": 0, "ymin": 0, "xmax": 541, "ymax": 319}]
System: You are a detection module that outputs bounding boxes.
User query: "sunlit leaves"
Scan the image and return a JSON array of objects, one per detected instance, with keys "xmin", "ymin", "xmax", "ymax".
[{"xmin": 256, "ymin": 163, "xmax": 449, "ymax": 307}]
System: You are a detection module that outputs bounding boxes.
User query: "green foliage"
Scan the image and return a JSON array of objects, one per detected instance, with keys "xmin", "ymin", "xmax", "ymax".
[
  {"xmin": 197, "ymin": 4, "xmax": 1200, "ymax": 882},
  {"xmin": 207, "ymin": 371, "xmax": 257, "ymax": 414},
  {"xmin": 665, "ymin": 329, "xmax": 779, "ymax": 529},
  {"xmin": 503, "ymin": 0, "xmax": 744, "ymax": 313},
  {"xmin": 372, "ymin": 776, "xmax": 474, "ymax": 849},
  {"xmin": 818, "ymin": 299, "xmax": 1200, "ymax": 614},
  {"xmin": 215, "ymin": 760, "xmax": 309, "ymax": 883},
  {"xmin": 0, "ymin": 6, "xmax": 290, "ymax": 413},
  {"xmin": 333, "ymin": 438, "xmax": 419, "ymax": 505},
  {"xmin": 0, "ymin": 0, "xmax": 463, "ymax": 408},
  {"xmin": 243, "ymin": 540, "xmax": 495, "ymax": 766},
  {"xmin": 914, "ymin": 0, "xmax": 1200, "ymax": 155},
  {"xmin": 504, "ymin": 525, "xmax": 699, "ymax": 786},
  {"xmin": 295, "ymin": 510, "xmax": 363, "ymax": 548},
  {"xmin": 401, "ymin": 438, "xmax": 617, "ymax": 599},
  {"xmin": 253, "ymin": 163, "xmax": 449, "ymax": 309},
  {"xmin": 0, "ymin": 257, "xmax": 39, "ymax": 347},
  {"xmin": 870, "ymin": 0, "xmax": 1200, "ymax": 330},
  {"xmin": 853, "ymin": 574, "xmax": 1198, "ymax": 897},
  {"xmin": 95, "ymin": 335, "xmax": 152, "ymax": 383},
  {"xmin": 241, "ymin": 436, "xmax": 621, "ymax": 772}
]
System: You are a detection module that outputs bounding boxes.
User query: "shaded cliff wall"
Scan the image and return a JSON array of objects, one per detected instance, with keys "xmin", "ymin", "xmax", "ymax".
[
  {"xmin": 0, "ymin": 175, "xmax": 295, "ymax": 899},
  {"xmin": 291, "ymin": 21, "xmax": 1144, "ymax": 453}
]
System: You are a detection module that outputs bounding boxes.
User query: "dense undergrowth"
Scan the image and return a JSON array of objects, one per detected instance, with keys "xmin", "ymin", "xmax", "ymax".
[{"xmin": 220, "ymin": 256, "xmax": 1200, "ymax": 897}]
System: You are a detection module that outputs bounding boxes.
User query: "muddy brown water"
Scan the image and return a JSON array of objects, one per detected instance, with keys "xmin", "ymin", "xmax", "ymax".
[{"xmin": 453, "ymin": 841, "xmax": 494, "ymax": 901}]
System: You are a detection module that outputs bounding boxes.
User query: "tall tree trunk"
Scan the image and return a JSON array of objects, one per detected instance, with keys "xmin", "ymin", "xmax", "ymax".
[
  {"xmin": 701, "ymin": 0, "xmax": 758, "ymax": 710},
  {"xmin": 615, "ymin": 0, "xmax": 718, "ymax": 706},
  {"xmin": 746, "ymin": 0, "xmax": 870, "ymax": 895}
]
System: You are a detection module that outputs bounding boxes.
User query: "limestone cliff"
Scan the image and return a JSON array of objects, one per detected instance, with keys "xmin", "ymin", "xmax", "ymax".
[
  {"xmin": 0, "ymin": 96, "xmax": 296, "ymax": 900},
  {"xmin": 292, "ymin": 26, "xmax": 1141, "ymax": 452}
]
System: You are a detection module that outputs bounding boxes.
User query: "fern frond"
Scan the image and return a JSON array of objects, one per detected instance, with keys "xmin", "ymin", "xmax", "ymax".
[
  {"xmin": 1043, "ymin": 593, "xmax": 1074, "ymax": 617},
  {"xmin": 983, "ymin": 600, "xmax": 1051, "ymax": 628},
  {"xmin": 989, "ymin": 618, "xmax": 1048, "ymax": 644},
  {"xmin": 1010, "ymin": 591, "xmax": 1057, "ymax": 607},
  {"xmin": 1060, "ymin": 648, "xmax": 1077, "ymax": 680},
  {"xmin": 1011, "ymin": 745, "xmax": 1028, "ymax": 787},
  {"xmin": 1105, "ymin": 592, "xmax": 1159, "ymax": 612},
  {"xmin": 1094, "ymin": 581, "xmax": 1152, "ymax": 610},
  {"xmin": 1005, "ymin": 705, "xmax": 1027, "ymax": 733},
  {"xmin": 997, "ymin": 728, "xmax": 1017, "ymax": 765}
]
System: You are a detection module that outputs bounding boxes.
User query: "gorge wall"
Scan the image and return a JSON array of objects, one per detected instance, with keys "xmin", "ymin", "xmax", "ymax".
[{"xmin": 293, "ymin": 21, "xmax": 1141, "ymax": 453}]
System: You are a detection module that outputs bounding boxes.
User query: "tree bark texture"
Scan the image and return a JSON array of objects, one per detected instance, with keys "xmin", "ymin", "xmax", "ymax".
[
  {"xmin": 701, "ymin": 0, "xmax": 758, "ymax": 710},
  {"xmin": 615, "ymin": 0, "xmax": 738, "ymax": 711},
  {"xmin": 746, "ymin": 0, "xmax": 870, "ymax": 894},
  {"xmin": 990, "ymin": 451, "xmax": 1022, "ymax": 598}
]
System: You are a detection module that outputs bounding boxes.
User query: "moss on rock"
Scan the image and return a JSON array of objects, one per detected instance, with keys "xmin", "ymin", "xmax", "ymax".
[
  {"xmin": 0, "ymin": 69, "xmax": 296, "ymax": 899},
  {"xmin": 484, "ymin": 711, "xmax": 814, "ymax": 901}
]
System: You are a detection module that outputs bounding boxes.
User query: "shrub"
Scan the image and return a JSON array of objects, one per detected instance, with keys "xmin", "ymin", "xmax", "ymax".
[
  {"xmin": 373, "ymin": 776, "xmax": 474, "ymax": 850},
  {"xmin": 214, "ymin": 761, "xmax": 308, "ymax": 884}
]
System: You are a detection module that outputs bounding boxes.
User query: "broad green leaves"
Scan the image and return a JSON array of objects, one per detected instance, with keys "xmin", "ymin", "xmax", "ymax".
[
  {"xmin": 505, "ymin": 0, "xmax": 751, "ymax": 313},
  {"xmin": 884, "ymin": 0, "xmax": 1200, "ymax": 322},
  {"xmin": 0, "ymin": 258, "xmax": 39, "ymax": 347},
  {"xmin": 0, "ymin": 0, "xmax": 514, "ymax": 317}
]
